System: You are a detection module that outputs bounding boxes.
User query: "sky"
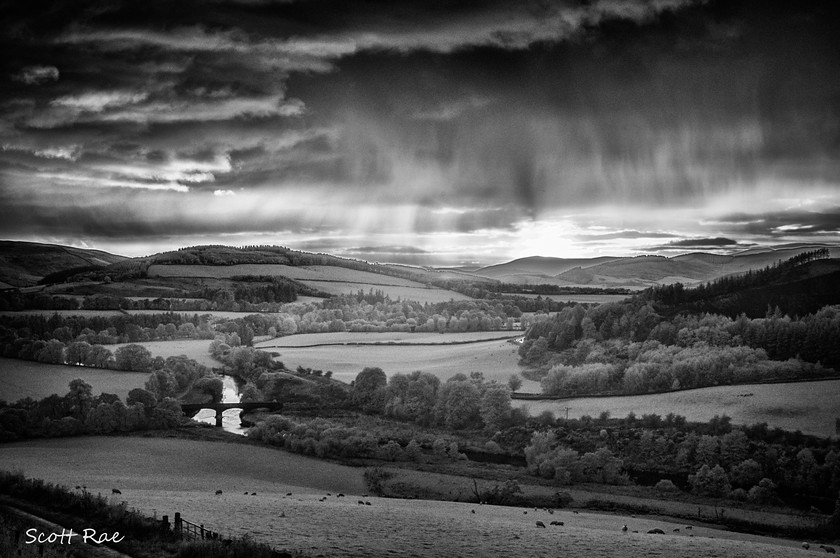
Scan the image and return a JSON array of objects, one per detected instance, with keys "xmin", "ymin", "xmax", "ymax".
[{"xmin": 1, "ymin": 0, "xmax": 839, "ymax": 266}]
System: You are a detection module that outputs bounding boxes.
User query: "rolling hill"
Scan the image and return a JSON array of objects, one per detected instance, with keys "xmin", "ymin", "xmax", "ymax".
[
  {"xmin": 470, "ymin": 245, "xmax": 840, "ymax": 288},
  {"xmin": 0, "ymin": 241, "xmax": 127, "ymax": 288}
]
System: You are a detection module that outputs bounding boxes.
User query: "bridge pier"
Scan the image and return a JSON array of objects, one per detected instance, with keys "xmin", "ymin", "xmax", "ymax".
[{"xmin": 215, "ymin": 409, "xmax": 223, "ymax": 427}]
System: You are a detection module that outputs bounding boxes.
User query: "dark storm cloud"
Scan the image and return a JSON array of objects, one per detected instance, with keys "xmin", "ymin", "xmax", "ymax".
[
  {"xmin": 576, "ymin": 230, "xmax": 677, "ymax": 241},
  {"xmin": 714, "ymin": 210, "xmax": 840, "ymax": 237},
  {"xmin": 667, "ymin": 237, "xmax": 739, "ymax": 247},
  {"xmin": 1, "ymin": 0, "xmax": 839, "ymax": 259},
  {"xmin": 349, "ymin": 246, "xmax": 429, "ymax": 255}
]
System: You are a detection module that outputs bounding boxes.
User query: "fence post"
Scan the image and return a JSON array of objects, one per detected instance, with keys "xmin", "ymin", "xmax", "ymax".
[
  {"xmin": 175, "ymin": 512, "xmax": 182, "ymax": 536},
  {"xmin": 162, "ymin": 515, "xmax": 169, "ymax": 532},
  {"xmin": 200, "ymin": 524, "xmax": 205, "ymax": 539}
]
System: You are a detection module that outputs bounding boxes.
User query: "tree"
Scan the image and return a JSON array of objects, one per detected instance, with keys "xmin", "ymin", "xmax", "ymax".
[
  {"xmin": 127, "ymin": 388, "xmax": 157, "ymax": 412},
  {"xmin": 479, "ymin": 382, "xmax": 512, "ymax": 432},
  {"xmin": 114, "ymin": 344, "xmax": 153, "ymax": 372},
  {"xmin": 194, "ymin": 376, "xmax": 224, "ymax": 403},
  {"xmin": 352, "ymin": 367, "xmax": 387, "ymax": 412},
  {"xmin": 434, "ymin": 379, "xmax": 481, "ymax": 430},
  {"xmin": 508, "ymin": 374, "xmax": 523, "ymax": 392},
  {"xmin": 689, "ymin": 464, "xmax": 731, "ymax": 497},
  {"xmin": 64, "ymin": 379, "xmax": 93, "ymax": 422}
]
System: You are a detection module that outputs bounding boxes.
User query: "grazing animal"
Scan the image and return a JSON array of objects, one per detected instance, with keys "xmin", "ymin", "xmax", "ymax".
[
  {"xmin": 673, "ymin": 528, "xmax": 680, "ymax": 533},
  {"xmin": 365, "ymin": 501, "xmax": 371, "ymax": 506},
  {"xmin": 547, "ymin": 509, "xmax": 554, "ymax": 515},
  {"xmin": 685, "ymin": 526, "xmax": 692, "ymax": 530},
  {"xmin": 111, "ymin": 488, "xmax": 121, "ymax": 495},
  {"xmin": 471, "ymin": 510, "xmax": 475, "ymax": 514},
  {"xmin": 337, "ymin": 493, "xmax": 345, "ymax": 498},
  {"xmin": 535, "ymin": 521, "xmax": 546, "ymax": 528},
  {"xmin": 647, "ymin": 528, "xmax": 665, "ymax": 535},
  {"xmin": 523, "ymin": 511, "xmax": 527, "ymax": 515},
  {"xmin": 825, "ymin": 546, "xmax": 836, "ymax": 554},
  {"xmin": 286, "ymin": 492, "xmax": 292, "ymax": 496},
  {"xmin": 215, "ymin": 490, "xmax": 222, "ymax": 495},
  {"xmin": 622, "ymin": 525, "xmax": 628, "ymax": 532},
  {"xmin": 802, "ymin": 543, "xmax": 810, "ymax": 550},
  {"xmin": 244, "ymin": 492, "xmax": 249, "ymax": 495},
  {"xmin": 75, "ymin": 486, "xmax": 81, "ymax": 490},
  {"xmin": 550, "ymin": 521, "xmax": 564, "ymax": 526},
  {"xmin": 358, "ymin": 500, "xmax": 365, "ymax": 505},
  {"xmin": 327, "ymin": 493, "xmax": 331, "ymax": 496},
  {"xmin": 573, "ymin": 511, "xmax": 579, "ymax": 515},
  {"xmin": 251, "ymin": 492, "xmax": 256, "ymax": 496}
]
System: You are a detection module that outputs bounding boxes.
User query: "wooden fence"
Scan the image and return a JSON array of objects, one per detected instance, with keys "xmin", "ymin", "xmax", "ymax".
[{"xmin": 161, "ymin": 512, "xmax": 226, "ymax": 542}]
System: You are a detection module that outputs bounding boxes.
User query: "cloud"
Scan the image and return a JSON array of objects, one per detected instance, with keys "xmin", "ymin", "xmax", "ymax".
[
  {"xmin": 667, "ymin": 237, "xmax": 739, "ymax": 247},
  {"xmin": 11, "ymin": 65, "xmax": 59, "ymax": 84}
]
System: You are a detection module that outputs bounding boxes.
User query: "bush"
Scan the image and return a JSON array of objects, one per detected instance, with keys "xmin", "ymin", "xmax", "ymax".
[{"xmin": 654, "ymin": 479, "xmax": 680, "ymax": 493}]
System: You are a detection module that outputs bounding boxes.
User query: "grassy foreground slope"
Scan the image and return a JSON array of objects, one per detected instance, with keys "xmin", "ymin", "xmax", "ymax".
[{"xmin": 0, "ymin": 436, "xmax": 813, "ymax": 558}]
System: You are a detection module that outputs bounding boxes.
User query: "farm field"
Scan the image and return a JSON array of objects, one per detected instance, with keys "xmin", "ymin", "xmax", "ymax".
[
  {"xmin": 265, "ymin": 338, "xmax": 530, "ymax": 384},
  {"xmin": 148, "ymin": 264, "xmax": 423, "ymax": 286},
  {"xmin": 298, "ymin": 280, "xmax": 472, "ymax": 302},
  {"xmin": 0, "ymin": 358, "xmax": 149, "ymax": 402},
  {"xmin": 0, "ymin": 437, "xmax": 810, "ymax": 558},
  {"xmin": 146, "ymin": 264, "xmax": 471, "ymax": 303},
  {"xmin": 497, "ymin": 293, "xmax": 630, "ymax": 303},
  {"xmin": 517, "ymin": 380, "xmax": 840, "ymax": 438},
  {"xmin": 256, "ymin": 330, "xmax": 521, "ymax": 348}
]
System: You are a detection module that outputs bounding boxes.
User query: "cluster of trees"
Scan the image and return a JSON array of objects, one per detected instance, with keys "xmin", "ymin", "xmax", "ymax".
[
  {"xmin": 524, "ymin": 431, "xmax": 627, "ymax": 485},
  {"xmin": 0, "ymin": 380, "xmax": 183, "ymax": 440},
  {"xmin": 508, "ymin": 411, "xmax": 840, "ymax": 509},
  {"xmin": 351, "ymin": 368, "xmax": 515, "ymax": 433},
  {"xmin": 248, "ymin": 414, "xmax": 465, "ymax": 463},
  {"xmin": 0, "ymin": 312, "xmax": 215, "ymax": 346},
  {"xmin": 520, "ymin": 299, "xmax": 840, "ymax": 396}
]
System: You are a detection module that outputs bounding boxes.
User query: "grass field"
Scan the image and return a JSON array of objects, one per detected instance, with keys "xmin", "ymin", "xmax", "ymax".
[
  {"xmin": 300, "ymin": 280, "xmax": 472, "ymax": 302},
  {"xmin": 498, "ymin": 293, "xmax": 630, "ymax": 303},
  {"xmin": 148, "ymin": 264, "xmax": 424, "ymax": 286},
  {"xmin": 256, "ymin": 330, "xmax": 521, "ymax": 348},
  {"xmin": 146, "ymin": 263, "xmax": 471, "ymax": 303},
  {"xmin": 0, "ymin": 358, "xmax": 150, "ymax": 402},
  {"xmin": 264, "ymin": 338, "xmax": 527, "ymax": 384},
  {"xmin": 0, "ymin": 436, "xmax": 811, "ymax": 558},
  {"xmin": 517, "ymin": 380, "xmax": 840, "ymax": 438}
]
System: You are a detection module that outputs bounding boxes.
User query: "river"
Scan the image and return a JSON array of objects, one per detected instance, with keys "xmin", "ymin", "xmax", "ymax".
[{"xmin": 192, "ymin": 375, "xmax": 249, "ymax": 435}]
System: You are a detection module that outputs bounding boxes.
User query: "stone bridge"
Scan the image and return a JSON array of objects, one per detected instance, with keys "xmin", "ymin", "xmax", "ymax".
[{"xmin": 180, "ymin": 402, "xmax": 284, "ymax": 427}]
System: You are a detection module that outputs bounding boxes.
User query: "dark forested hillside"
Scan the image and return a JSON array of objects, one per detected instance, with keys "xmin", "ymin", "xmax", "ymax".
[
  {"xmin": 643, "ymin": 250, "xmax": 840, "ymax": 318},
  {"xmin": 518, "ymin": 252, "xmax": 840, "ymax": 397}
]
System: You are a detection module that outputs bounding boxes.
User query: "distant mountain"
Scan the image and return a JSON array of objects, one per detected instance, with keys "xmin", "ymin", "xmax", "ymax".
[
  {"xmin": 474, "ymin": 256, "xmax": 623, "ymax": 284},
  {"xmin": 473, "ymin": 245, "xmax": 840, "ymax": 288},
  {"xmin": 0, "ymin": 241, "xmax": 127, "ymax": 288}
]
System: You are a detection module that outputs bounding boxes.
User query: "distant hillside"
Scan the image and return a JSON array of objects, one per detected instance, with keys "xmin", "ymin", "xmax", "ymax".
[
  {"xmin": 0, "ymin": 241, "xmax": 126, "ymax": 288},
  {"xmin": 550, "ymin": 245, "xmax": 840, "ymax": 288},
  {"xmin": 645, "ymin": 253, "xmax": 840, "ymax": 318},
  {"xmin": 474, "ymin": 256, "xmax": 622, "ymax": 283}
]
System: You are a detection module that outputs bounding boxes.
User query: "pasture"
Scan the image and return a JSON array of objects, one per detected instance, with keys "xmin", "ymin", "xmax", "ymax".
[
  {"xmin": 497, "ymin": 293, "xmax": 630, "ymax": 303},
  {"xmin": 0, "ymin": 437, "xmax": 810, "ymax": 558},
  {"xmin": 0, "ymin": 358, "xmax": 150, "ymax": 402},
  {"xmin": 517, "ymin": 380, "xmax": 840, "ymax": 438},
  {"xmin": 265, "ymin": 338, "xmax": 531, "ymax": 385},
  {"xmin": 256, "ymin": 330, "xmax": 521, "ymax": 348},
  {"xmin": 0, "ymin": 309, "xmax": 125, "ymax": 318},
  {"xmin": 298, "ymin": 280, "xmax": 472, "ymax": 303},
  {"xmin": 146, "ymin": 263, "xmax": 471, "ymax": 303}
]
